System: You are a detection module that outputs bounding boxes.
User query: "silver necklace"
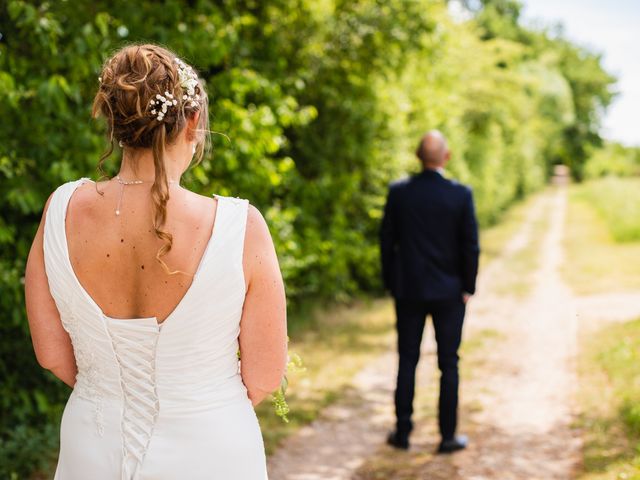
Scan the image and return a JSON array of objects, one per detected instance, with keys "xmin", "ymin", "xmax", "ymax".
[{"xmin": 114, "ymin": 174, "xmax": 178, "ymax": 216}]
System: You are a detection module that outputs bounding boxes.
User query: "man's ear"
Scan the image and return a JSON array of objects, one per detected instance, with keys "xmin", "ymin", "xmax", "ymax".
[{"xmin": 186, "ymin": 110, "xmax": 201, "ymax": 142}]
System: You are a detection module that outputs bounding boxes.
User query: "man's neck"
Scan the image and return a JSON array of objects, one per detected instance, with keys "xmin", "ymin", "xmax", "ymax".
[{"xmin": 423, "ymin": 165, "xmax": 445, "ymax": 175}]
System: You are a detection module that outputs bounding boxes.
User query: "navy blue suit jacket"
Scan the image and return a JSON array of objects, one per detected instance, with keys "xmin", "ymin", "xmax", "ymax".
[{"xmin": 379, "ymin": 169, "xmax": 480, "ymax": 300}]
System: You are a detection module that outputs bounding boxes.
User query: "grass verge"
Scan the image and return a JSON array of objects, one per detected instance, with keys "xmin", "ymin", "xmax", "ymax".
[
  {"xmin": 577, "ymin": 318, "xmax": 640, "ymax": 479},
  {"xmin": 578, "ymin": 177, "xmax": 640, "ymax": 242},
  {"xmin": 563, "ymin": 181, "xmax": 640, "ymax": 295}
]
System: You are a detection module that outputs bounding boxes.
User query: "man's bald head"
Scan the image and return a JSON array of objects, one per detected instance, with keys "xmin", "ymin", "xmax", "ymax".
[{"xmin": 416, "ymin": 130, "xmax": 450, "ymax": 168}]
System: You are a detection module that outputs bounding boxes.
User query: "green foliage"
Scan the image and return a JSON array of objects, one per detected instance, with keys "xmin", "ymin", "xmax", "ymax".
[
  {"xmin": 0, "ymin": 423, "xmax": 60, "ymax": 479},
  {"xmin": 552, "ymin": 40, "xmax": 617, "ymax": 180},
  {"xmin": 576, "ymin": 178, "xmax": 640, "ymax": 242},
  {"xmin": 0, "ymin": 0, "xmax": 617, "ymax": 476},
  {"xmin": 474, "ymin": 0, "xmax": 617, "ymax": 181}
]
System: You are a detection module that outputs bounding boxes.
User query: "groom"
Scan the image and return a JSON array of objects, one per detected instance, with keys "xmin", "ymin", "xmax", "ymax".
[{"xmin": 379, "ymin": 130, "xmax": 480, "ymax": 453}]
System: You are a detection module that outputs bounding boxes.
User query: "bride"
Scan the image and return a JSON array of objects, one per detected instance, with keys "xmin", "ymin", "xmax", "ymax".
[{"xmin": 23, "ymin": 44, "xmax": 287, "ymax": 479}]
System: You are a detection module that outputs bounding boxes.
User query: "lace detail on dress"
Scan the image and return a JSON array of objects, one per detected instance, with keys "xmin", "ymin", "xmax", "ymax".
[{"xmin": 61, "ymin": 305, "xmax": 105, "ymax": 436}]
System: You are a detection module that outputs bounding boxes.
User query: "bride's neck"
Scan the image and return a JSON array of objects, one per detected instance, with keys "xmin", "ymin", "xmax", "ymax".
[{"xmin": 118, "ymin": 148, "xmax": 187, "ymax": 183}]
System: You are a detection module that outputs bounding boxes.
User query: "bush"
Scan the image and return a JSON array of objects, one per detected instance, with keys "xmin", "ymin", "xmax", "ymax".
[{"xmin": 0, "ymin": 424, "xmax": 60, "ymax": 479}]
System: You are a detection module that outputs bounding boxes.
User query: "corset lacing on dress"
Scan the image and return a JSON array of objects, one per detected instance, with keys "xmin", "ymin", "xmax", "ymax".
[{"xmin": 106, "ymin": 316, "xmax": 161, "ymax": 480}]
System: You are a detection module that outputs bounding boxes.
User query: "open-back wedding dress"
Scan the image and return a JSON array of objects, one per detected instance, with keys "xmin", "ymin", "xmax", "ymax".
[{"xmin": 45, "ymin": 178, "xmax": 268, "ymax": 480}]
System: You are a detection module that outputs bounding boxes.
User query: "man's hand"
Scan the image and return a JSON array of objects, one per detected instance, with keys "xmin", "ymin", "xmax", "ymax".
[{"xmin": 462, "ymin": 292, "xmax": 472, "ymax": 304}]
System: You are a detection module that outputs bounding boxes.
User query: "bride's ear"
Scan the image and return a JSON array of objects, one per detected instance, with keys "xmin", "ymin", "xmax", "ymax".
[{"xmin": 185, "ymin": 110, "xmax": 201, "ymax": 142}]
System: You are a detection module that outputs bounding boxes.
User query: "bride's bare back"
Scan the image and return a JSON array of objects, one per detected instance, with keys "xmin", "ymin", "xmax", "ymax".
[{"xmin": 66, "ymin": 180, "xmax": 220, "ymax": 323}]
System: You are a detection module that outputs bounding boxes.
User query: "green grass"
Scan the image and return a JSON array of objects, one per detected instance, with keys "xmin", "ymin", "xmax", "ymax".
[
  {"xmin": 563, "ymin": 182, "xmax": 640, "ymax": 295},
  {"xmin": 578, "ymin": 177, "xmax": 640, "ymax": 243},
  {"xmin": 577, "ymin": 318, "xmax": 640, "ymax": 479}
]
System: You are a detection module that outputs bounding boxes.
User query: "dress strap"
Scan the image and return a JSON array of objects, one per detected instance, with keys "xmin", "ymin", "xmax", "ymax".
[
  {"xmin": 212, "ymin": 194, "xmax": 250, "ymax": 277},
  {"xmin": 42, "ymin": 178, "xmax": 93, "ymax": 309}
]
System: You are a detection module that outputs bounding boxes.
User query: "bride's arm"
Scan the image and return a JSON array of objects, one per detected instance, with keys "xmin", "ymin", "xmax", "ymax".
[
  {"xmin": 24, "ymin": 193, "xmax": 77, "ymax": 388},
  {"xmin": 239, "ymin": 204, "xmax": 288, "ymax": 407}
]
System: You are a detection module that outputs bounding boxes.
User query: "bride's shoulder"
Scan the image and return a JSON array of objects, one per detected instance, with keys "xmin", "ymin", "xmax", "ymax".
[
  {"xmin": 44, "ymin": 177, "xmax": 93, "ymax": 206},
  {"xmin": 245, "ymin": 202, "xmax": 264, "ymax": 227},
  {"xmin": 243, "ymin": 202, "xmax": 273, "ymax": 252},
  {"xmin": 48, "ymin": 177, "xmax": 90, "ymax": 195},
  {"xmin": 241, "ymin": 202, "xmax": 280, "ymax": 291}
]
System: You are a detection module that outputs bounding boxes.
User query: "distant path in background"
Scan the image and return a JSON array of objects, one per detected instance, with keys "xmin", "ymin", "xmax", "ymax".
[{"xmin": 267, "ymin": 179, "xmax": 640, "ymax": 480}]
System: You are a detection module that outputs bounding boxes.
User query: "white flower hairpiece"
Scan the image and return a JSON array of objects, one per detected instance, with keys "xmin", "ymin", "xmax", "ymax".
[
  {"xmin": 146, "ymin": 57, "xmax": 201, "ymax": 122},
  {"xmin": 149, "ymin": 91, "xmax": 177, "ymax": 122},
  {"xmin": 175, "ymin": 57, "xmax": 201, "ymax": 108}
]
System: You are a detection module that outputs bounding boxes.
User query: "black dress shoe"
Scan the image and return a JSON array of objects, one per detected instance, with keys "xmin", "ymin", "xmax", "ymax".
[
  {"xmin": 437, "ymin": 434, "xmax": 468, "ymax": 453},
  {"xmin": 386, "ymin": 431, "xmax": 409, "ymax": 450}
]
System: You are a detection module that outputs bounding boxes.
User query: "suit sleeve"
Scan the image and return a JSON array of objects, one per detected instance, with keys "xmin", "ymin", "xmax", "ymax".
[
  {"xmin": 460, "ymin": 187, "xmax": 480, "ymax": 294},
  {"xmin": 379, "ymin": 185, "xmax": 398, "ymax": 292}
]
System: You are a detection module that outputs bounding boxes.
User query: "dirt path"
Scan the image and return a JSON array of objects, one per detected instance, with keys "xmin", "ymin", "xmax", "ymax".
[
  {"xmin": 442, "ymin": 187, "xmax": 582, "ymax": 479},
  {"xmin": 267, "ymin": 186, "xmax": 640, "ymax": 480}
]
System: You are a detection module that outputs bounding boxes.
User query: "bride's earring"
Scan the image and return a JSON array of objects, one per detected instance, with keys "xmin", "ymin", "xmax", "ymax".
[{"xmin": 192, "ymin": 143, "xmax": 196, "ymax": 155}]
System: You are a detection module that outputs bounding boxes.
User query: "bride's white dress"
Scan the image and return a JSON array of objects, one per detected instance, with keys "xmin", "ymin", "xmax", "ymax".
[{"xmin": 44, "ymin": 178, "xmax": 268, "ymax": 480}]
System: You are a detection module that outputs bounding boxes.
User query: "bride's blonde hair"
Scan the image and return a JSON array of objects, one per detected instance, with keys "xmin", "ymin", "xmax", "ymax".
[{"xmin": 91, "ymin": 43, "xmax": 210, "ymax": 275}]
